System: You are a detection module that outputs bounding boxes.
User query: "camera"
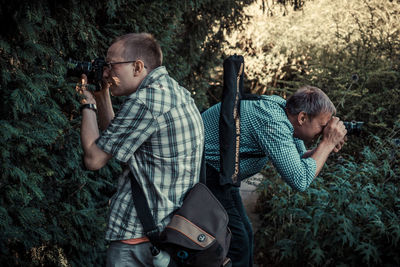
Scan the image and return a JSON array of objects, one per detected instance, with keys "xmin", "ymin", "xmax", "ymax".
[
  {"xmin": 67, "ymin": 57, "xmax": 106, "ymax": 91},
  {"xmin": 343, "ymin": 121, "xmax": 364, "ymax": 135}
]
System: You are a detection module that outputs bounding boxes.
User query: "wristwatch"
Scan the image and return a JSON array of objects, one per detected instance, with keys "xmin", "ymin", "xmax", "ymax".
[{"xmin": 80, "ymin": 103, "xmax": 97, "ymax": 112}]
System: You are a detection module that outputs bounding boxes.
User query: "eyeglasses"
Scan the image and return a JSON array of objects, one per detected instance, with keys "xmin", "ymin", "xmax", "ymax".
[{"xmin": 104, "ymin": 60, "xmax": 147, "ymax": 70}]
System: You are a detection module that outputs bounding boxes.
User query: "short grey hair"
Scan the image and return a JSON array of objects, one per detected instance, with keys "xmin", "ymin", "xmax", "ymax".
[{"xmin": 286, "ymin": 85, "xmax": 336, "ymax": 119}]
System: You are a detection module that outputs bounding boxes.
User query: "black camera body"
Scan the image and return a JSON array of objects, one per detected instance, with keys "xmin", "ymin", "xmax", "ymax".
[
  {"xmin": 343, "ymin": 121, "xmax": 364, "ymax": 135},
  {"xmin": 67, "ymin": 57, "xmax": 106, "ymax": 91}
]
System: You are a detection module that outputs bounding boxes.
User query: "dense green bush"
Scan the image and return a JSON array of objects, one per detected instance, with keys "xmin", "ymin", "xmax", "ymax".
[
  {"xmin": 249, "ymin": 1, "xmax": 400, "ymax": 266},
  {"xmin": 0, "ymin": 0, "xmax": 256, "ymax": 265},
  {"xmin": 255, "ymin": 132, "xmax": 400, "ymax": 266}
]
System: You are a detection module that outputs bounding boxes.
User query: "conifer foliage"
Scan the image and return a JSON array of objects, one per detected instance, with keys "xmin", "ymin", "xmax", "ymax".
[{"xmin": 0, "ymin": 0, "xmax": 255, "ymax": 265}]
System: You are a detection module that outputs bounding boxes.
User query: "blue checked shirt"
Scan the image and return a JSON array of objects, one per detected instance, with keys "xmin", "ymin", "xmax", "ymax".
[
  {"xmin": 96, "ymin": 66, "xmax": 204, "ymax": 241},
  {"xmin": 202, "ymin": 95, "xmax": 316, "ymax": 191}
]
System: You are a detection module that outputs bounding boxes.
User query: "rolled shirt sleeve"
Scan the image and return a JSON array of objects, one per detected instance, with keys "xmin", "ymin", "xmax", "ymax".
[
  {"xmin": 96, "ymin": 97, "xmax": 157, "ymax": 163},
  {"xmin": 294, "ymin": 137, "xmax": 307, "ymax": 157}
]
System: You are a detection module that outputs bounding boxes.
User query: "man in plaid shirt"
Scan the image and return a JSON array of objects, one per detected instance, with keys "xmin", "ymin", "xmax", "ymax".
[
  {"xmin": 78, "ymin": 33, "xmax": 204, "ymax": 266},
  {"xmin": 202, "ymin": 86, "xmax": 347, "ymax": 267}
]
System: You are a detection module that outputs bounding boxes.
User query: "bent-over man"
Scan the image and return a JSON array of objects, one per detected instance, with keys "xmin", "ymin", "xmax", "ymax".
[{"xmin": 202, "ymin": 86, "xmax": 346, "ymax": 267}]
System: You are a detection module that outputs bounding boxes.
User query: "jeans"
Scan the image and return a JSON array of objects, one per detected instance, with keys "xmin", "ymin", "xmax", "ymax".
[
  {"xmin": 206, "ymin": 165, "xmax": 254, "ymax": 267},
  {"xmin": 106, "ymin": 241, "xmax": 170, "ymax": 267}
]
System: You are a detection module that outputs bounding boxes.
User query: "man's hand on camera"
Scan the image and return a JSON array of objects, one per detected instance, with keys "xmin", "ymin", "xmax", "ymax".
[
  {"xmin": 76, "ymin": 74, "xmax": 96, "ymax": 105},
  {"xmin": 333, "ymin": 136, "xmax": 347, "ymax": 153},
  {"xmin": 310, "ymin": 116, "xmax": 347, "ymax": 178},
  {"xmin": 322, "ymin": 116, "xmax": 347, "ymax": 152}
]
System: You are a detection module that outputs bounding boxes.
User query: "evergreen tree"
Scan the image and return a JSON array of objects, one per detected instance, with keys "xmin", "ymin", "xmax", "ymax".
[{"xmin": 0, "ymin": 0, "xmax": 255, "ymax": 265}]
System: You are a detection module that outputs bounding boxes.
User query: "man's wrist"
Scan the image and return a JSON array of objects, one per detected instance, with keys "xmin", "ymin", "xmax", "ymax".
[
  {"xmin": 318, "ymin": 140, "xmax": 336, "ymax": 152},
  {"xmin": 80, "ymin": 103, "xmax": 97, "ymax": 112}
]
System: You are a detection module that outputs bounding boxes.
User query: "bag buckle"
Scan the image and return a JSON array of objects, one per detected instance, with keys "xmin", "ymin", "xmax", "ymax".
[
  {"xmin": 146, "ymin": 229, "xmax": 161, "ymax": 242},
  {"xmin": 150, "ymin": 245, "xmax": 160, "ymax": 256}
]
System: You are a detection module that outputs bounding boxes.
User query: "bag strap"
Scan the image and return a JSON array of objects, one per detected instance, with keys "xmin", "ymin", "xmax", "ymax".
[
  {"xmin": 199, "ymin": 145, "xmax": 206, "ymax": 184},
  {"xmin": 128, "ymin": 172, "xmax": 161, "ymax": 255}
]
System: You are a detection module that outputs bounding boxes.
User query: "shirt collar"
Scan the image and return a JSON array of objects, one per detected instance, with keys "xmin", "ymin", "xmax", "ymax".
[{"xmin": 137, "ymin": 66, "xmax": 168, "ymax": 90}]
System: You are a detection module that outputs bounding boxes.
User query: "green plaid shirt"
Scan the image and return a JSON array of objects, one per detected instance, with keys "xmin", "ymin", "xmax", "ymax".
[
  {"xmin": 96, "ymin": 66, "xmax": 204, "ymax": 241},
  {"xmin": 202, "ymin": 95, "xmax": 316, "ymax": 190}
]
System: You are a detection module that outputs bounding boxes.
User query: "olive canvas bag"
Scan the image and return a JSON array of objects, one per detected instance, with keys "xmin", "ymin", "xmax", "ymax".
[{"xmin": 129, "ymin": 168, "xmax": 232, "ymax": 267}]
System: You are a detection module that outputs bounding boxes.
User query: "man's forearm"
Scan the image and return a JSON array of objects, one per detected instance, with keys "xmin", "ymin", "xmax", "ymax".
[
  {"xmin": 310, "ymin": 140, "xmax": 335, "ymax": 177},
  {"xmin": 81, "ymin": 109, "xmax": 100, "ymax": 153},
  {"xmin": 78, "ymin": 75, "xmax": 112, "ymax": 170},
  {"xmin": 81, "ymin": 108, "xmax": 111, "ymax": 170},
  {"xmin": 94, "ymin": 88, "xmax": 114, "ymax": 131}
]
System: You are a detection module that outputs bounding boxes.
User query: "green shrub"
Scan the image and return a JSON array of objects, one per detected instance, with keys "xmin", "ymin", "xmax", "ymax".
[
  {"xmin": 230, "ymin": 1, "xmax": 400, "ymax": 266},
  {"xmin": 255, "ymin": 132, "xmax": 400, "ymax": 266}
]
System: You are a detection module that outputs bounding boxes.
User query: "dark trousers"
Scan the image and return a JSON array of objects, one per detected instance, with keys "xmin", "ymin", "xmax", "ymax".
[{"xmin": 206, "ymin": 165, "xmax": 254, "ymax": 267}]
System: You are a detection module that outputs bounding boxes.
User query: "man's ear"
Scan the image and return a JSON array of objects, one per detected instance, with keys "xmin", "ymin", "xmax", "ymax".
[
  {"xmin": 133, "ymin": 60, "xmax": 145, "ymax": 76},
  {"xmin": 297, "ymin": 111, "xmax": 308, "ymax": 126}
]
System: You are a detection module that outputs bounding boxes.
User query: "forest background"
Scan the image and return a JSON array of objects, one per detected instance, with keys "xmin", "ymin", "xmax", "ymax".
[{"xmin": 0, "ymin": 0, "xmax": 399, "ymax": 266}]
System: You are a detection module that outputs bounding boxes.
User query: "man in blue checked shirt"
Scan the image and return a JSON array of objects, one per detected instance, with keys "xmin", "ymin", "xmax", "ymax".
[
  {"xmin": 77, "ymin": 33, "xmax": 204, "ymax": 266},
  {"xmin": 202, "ymin": 86, "xmax": 347, "ymax": 267}
]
